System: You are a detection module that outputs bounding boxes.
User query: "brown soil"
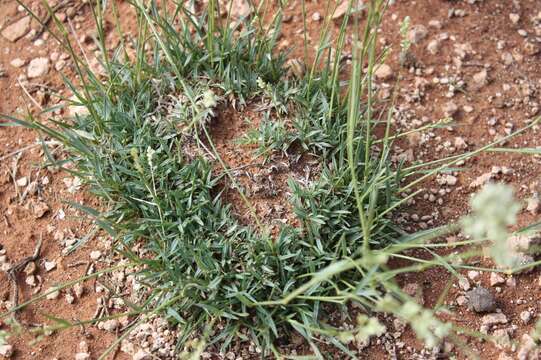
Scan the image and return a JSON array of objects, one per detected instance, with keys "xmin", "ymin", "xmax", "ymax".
[{"xmin": 1, "ymin": 0, "xmax": 541, "ymax": 359}]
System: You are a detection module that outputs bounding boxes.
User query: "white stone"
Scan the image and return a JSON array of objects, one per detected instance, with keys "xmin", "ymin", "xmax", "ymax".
[
  {"xmin": 90, "ymin": 250, "xmax": 102, "ymax": 260},
  {"xmin": 467, "ymin": 271, "xmax": 480, "ymax": 281},
  {"xmin": 55, "ymin": 59, "xmax": 66, "ymax": 71},
  {"xmin": 458, "ymin": 276, "xmax": 470, "ymax": 291},
  {"xmin": 44, "ymin": 260, "xmax": 57, "ymax": 272},
  {"xmin": 427, "ymin": 39, "xmax": 439, "ymax": 55},
  {"xmin": 517, "ymin": 334, "xmax": 539, "ymax": 360},
  {"xmin": 133, "ymin": 349, "xmax": 151, "ymax": 360},
  {"xmin": 442, "ymin": 101, "xmax": 458, "ymax": 117},
  {"xmin": 10, "ymin": 58, "xmax": 26, "ymax": 68},
  {"xmin": 526, "ymin": 197, "xmax": 539, "ymax": 215},
  {"xmin": 25, "ymin": 275, "xmax": 36, "ymax": 287},
  {"xmin": 230, "ymin": 0, "xmax": 250, "ymax": 18},
  {"xmin": 463, "ymin": 105, "xmax": 474, "ymax": 113},
  {"xmin": 0, "ymin": 344, "xmax": 13, "ymax": 357},
  {"xmin": 65, "ymin": 293, "xmax": 75, "ymax": 304},
  {"xmin": 74, "ymin": 283, "xmax": 84, "ymax": 298},
  {"xmin": 489, "ymin": 272, "xmax": 505, "ymax": 286},
  {"xmin": 481, "ymin": 313, "xmax": 508, "ymax": 327},
  {"xmin": 79, "ymin": 341, "xmax": 89, "ymax": 353},
  {"xmin": 1, "ymin": 17, "xmax": 31, "ymax": 42},
  {"xmin": 102, "ymin": 319, "xmax": 119, "ymax": 332},
  {"xmin": 444, "ymin": 175, "xmax": 458, "ymax": 186},
  {"xmin": 16, "ymin": 177, "xmax": 27, "ymax": 187},
  {"xmin": 501, "ymin": 52, "xmax": 514, "ymax": 65},
  {"xmin": 67, "ymin": 95, "xmax": 90, "ymax": 118},
  {"xmin": 428, "ymin": 20, "xmax": 442, "ymax": 29},
  {"xmin": 46, "ymin": 287, "xmax": 60, "ymax": 300},
  {"xmin": 509, "ymin": 13, "xmax": 520, "ymax": 24},
  {"xmin": 520, "ymin": 310, "xmax": 532, "ymax": 324},
  {"xmin": 121, "ymin": 340, "xmax": 135, "ymax": 354},
  {"xmin": 374, "ymin": 64, "xmax": 393, "ymax": 81},
  {"xmin": 333, "ymin": 1, "xmax": 350, "ymax": 20},
  {"xmin": 472, "ymin": 69, "xmax": 488, "ymax": 88},
  {"xmin": 408, "ymin": 25, "xmax": 428, "ymax": 44},
  {"xmin": 27, "ymin": 58, "xmax": 50, "ymax": 78}
]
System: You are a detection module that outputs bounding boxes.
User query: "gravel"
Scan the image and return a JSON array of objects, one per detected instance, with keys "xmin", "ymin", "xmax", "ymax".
[
  {"xmin": 472, "ymin": 69, "xmax": 488, "ymax": 89},
  {"xmin": 0, "ymin": 344, "xmax": 13, "ymax": 358},
  {"xmin": 44, "ymin": 260, "xmax": 56, "ymax": 272},
  {"xmin": 519, "ymin": 310, "xmax": 532, "ymax": 324},
  {"xmin": 481, "ymin": 312, "xmax": 508, "ymax": 327},
  {"xmin": 466, "ymin": 287, "xmax": 496, "ymax": 313},
  {"xmin": 408, "ymin": 24, "xmax": 428, "ymax": 44},
  {"xmin": 9, "ymin": 58, "xmax": 26, "ymax": 68},
  {"xmin": 32, "ymin": 201, "xmax": 50, "ymax": 219},
  {"xmin": 1, "ymin": 16, "xmax": 31, "ymax": 42},
  {"xmin": 46, "ymin": 287, "xmax": 60, "ymax": 300},
  {"xmin": 27, "ymin": 57, "xmax": 50, "ymax": 79},
  {"xmin": 427, "ymin": 39, "xmax": 440, "ymax": 55},
  {"xmin": 442, "ymin": 101, "xmax": 458, "ymax": 117},
  {"xmin": 90, "ymin": 250, "xmax": 102, "ymax": 260},
  {"xmin": 489, "ymin": 272, "xmax": 505, "ymax": 287},
  {"xmin": 102, "ymin": 319, "xmax": 119, "ymax": 332},
  {"xmin": 374, "ymin": 64, "xmax": 394, "ymax": 81},
  {"xmin": 133, "ymin": 349, "xmax": 152, "ymax": 360},
  {"xmin": 526, "ymin": 197, "xmax": 540, "ymax": 215}
]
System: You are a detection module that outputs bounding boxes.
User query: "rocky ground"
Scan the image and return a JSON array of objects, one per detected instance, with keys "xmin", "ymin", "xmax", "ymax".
[{"xmin": 1, "ymin": 0, "xmax": 541, "ymax": 359}]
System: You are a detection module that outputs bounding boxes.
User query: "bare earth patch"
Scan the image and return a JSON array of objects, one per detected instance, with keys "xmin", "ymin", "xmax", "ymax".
[{"xmin": 1, "ymin": 0, "xmax": 541, "ymax": 359}]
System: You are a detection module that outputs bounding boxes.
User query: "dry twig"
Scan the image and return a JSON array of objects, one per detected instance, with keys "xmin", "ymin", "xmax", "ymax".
[{"xmin": 6, "ymin": 236, "xmax": 43, "ymax": 319}]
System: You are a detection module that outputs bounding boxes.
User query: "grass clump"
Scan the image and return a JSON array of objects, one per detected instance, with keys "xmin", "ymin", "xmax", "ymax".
[
  {"xmin": 5, "ymin": 0, "xmax": 541, "ymax": 358},
  {"xmin": 13, "ymin": 0, "xmax": 404, "ymax": 354}
]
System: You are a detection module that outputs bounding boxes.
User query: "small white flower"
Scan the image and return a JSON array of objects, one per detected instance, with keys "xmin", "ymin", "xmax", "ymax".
[
  {"xmin": 201, "ymin": 89, "xmax": 217, "ymax": 109},
  {"xmin": 256, "ymin": 77, "xmax": 266, "ymax": 90},
  {"xmin": 146, "ymin": 146, "xmax": 156, "ymax": 169}
]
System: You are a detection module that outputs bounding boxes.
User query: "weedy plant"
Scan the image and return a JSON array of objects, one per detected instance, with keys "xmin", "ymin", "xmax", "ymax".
[{"xmin": 3, "ymin": 0, "xmax": 541, "ymax": 358}]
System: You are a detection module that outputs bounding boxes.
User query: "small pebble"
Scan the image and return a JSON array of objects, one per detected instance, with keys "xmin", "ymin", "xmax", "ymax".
[
  {"xmin": 90, "ymin": 250, "xmax": 102, "ymax": 260},
  {"xmin": 44, "ymin": 260, "xmax": 57, "ymax": 272},
  {"xmin": 102, "ymin": 319, "xmax": 119, "ymax": 332},
  {"xmin": 0, "ymin": 344, "xmax": 13, "ymax": 358},
  {"xmin": 466, "ymin": 287, "xmax": 496, "ymax": 313},
  {"xmin": 509, "ymin": 13, "xmax": 520, "ymax": 24},
  {"xmin": 46, "ymin": 287, "xmax": 60, "ymax": 300},
  {"xmin": 27, "ymin": 57, "xmax": 50, "ymax": 78},
  {"xmin": 520, "ymin": 310, "xmax": 532, "ymax": 324},
  {"xmin": 490, "ymin": 272, "xmax": 505, "ymax": 287},
  {"xmin": 458, "ymin": 276, "xmax": 471, "ymax": 291}
]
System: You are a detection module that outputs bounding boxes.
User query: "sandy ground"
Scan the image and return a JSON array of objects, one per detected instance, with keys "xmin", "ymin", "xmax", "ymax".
[{"xmin": 1, "ymin": 0, "xmax": 541, "ymax": 359}]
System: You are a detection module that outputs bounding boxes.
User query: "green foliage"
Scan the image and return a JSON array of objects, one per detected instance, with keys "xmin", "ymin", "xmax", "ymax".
[
  {"xmin": 7, "ymin": 0, "xmax": 540, "ymax": 358},
  {"xmin": 10, "ymin": 1, "xmax": 403, "ymax": 355},
  {"xmin": 240, "ymin": 115, "xmax": 295, "ymax": 160}
]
